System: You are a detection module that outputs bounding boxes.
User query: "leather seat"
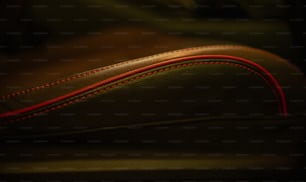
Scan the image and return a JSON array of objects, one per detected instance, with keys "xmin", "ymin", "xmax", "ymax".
[
  {"xmin": 1, "ymin": 43, "xmax": 305, "ymax": 136},
  {"xmin": 0, "ymin": 38, "xmax": 305, "ymax": 179},
  {"xmin": 0, "ymin": 1, "xmax": 305, "ymax": 180}
]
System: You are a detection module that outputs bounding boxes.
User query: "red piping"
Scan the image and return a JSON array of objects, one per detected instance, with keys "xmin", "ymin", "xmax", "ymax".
[
  {"xmin": 0, "ymin": 55, "xmax": 288, "ymax": 119},
  {"xmin": 0, "ymin": 45, "xmax": 289, "ymax": 101}
]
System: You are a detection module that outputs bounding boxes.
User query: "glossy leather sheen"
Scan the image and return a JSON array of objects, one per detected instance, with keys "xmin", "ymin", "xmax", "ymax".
[{"xmin": 0, "ymin": 45, "xmax": 306, "ymax": 137}]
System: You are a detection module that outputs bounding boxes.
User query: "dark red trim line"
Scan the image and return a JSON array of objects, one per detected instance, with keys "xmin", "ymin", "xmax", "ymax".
[
  {"xmin": 0, "ymin": 55, "xmax": 288, "ymax": 120},
  {"xmin": 0, "ymin": 45, "xmax": 289, "ymax": 101}
]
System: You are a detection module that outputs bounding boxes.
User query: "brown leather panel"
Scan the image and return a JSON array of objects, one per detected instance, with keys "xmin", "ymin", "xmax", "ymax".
[
  {"xmin": 0, "ymin": 26, "xmax": 207, "ymax": 96},
  {"xmin": 1, "ymin": 45, "xmax": 305, "ymax": 116},
  {"xmin": 0, "ymin": 63, "xmax": 281, "ymax": 137}
]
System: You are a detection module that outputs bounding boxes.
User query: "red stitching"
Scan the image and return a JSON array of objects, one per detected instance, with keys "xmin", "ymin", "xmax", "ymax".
[
  {"xmin": 1, "ymin": 61, "xmax": 132, "ymax": 100},
  {"xmin": 0, "ymin": 45, "xmax": 287, "ymax": 101},
  {"xmin": 1, "ymin": 61, "xmax": 281, "ymax": 125}
]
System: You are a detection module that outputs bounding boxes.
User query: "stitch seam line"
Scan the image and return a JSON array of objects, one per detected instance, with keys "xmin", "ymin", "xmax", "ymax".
[
  {"xmin": 1, "ymin": 45, "xmax": 287, "ymax": 101},
  {"xmin": 0, "ymin": 56, "xmax": 286, "ymax": 123},
  {"xmin": 1, "ymin": 56, "xmax": 286, "ymax": 124},
  {"xmin": 4, "ymin": 61, "xmax": 275, "ymax": 124}
]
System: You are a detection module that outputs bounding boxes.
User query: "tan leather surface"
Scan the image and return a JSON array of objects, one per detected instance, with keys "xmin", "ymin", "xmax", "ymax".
[
  {"xmin": 1, "ymin": 44, "xmax": 306, "ymax": 137},
  {"xmin": 0, "ymin": 26, "xmax": 208, "ymax": 96},
  {"xmin": 0, "ymin": 26, "xmax": 305, "ymax": 137},
  {"xmin": 1, "ymin": 43, "xmax": 305, "ymax": 114}
]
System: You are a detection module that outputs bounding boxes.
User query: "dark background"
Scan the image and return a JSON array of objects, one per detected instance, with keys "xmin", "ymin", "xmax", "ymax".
[{"xmin": 0, "ymin": 0, "xmax": 305, "ymax": 72}]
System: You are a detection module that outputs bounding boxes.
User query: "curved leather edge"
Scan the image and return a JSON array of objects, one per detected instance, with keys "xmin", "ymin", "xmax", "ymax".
[{"xmin": 0, "ymin": 45, "xmax": 305, "ymax": 123}]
